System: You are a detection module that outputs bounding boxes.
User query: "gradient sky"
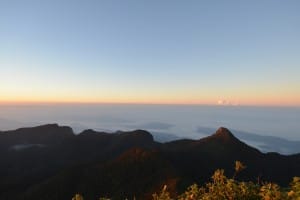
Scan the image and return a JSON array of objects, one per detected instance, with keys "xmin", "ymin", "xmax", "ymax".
[{"xmin": 0, "ymin": 0, "xmax": 300, "ymax": 106}]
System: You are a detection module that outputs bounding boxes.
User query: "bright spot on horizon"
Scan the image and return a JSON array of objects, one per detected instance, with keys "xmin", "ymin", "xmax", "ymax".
[
  {"xmin": 217, "ymin": 100, "xmax": 240, "ymax": 106},
  {"xmin": 217, "ymin": 100, "xmax": 229, "ymax": 106}
]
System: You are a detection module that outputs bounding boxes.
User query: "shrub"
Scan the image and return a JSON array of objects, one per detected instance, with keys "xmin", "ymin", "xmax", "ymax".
[{"xmin": 72, "ymin": 161, "xmax": 300, "ymax": 200}]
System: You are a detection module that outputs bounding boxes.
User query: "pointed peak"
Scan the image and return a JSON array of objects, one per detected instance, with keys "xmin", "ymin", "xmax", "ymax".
[
  {"xmin": 216, "ymin": 127, "xmax": 232, "ymax": 134},
  {"xmin": 212, "ymin": 127, "xmax": 236, "ymax": 141}
]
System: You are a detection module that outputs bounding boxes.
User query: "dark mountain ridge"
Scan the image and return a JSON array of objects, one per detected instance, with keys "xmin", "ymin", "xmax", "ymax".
[
  {"xmin": 197, "ymin": 126, "xmax": 300, "ymax": 154},
  {"xmin": 0, "ymin": 124, "xmax": 299, "ymax": 200},
  {"xmin": 0, "ymin": 124, "xmax": 73, "ymax": 149}
]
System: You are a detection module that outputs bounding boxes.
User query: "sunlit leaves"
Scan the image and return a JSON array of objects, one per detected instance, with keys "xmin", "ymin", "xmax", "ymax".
[{"xmin": 72, "ymin": 161, "xmax": 300, "ymax": 200}]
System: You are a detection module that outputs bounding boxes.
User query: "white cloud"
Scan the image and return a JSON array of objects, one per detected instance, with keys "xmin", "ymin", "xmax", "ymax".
[{"xmin": 217, "ymin": 99, "xmax": 239, "ymax": 106}]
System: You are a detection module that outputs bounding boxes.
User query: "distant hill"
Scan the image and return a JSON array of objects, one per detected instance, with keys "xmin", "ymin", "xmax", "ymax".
[
  {"xmin": 196, "ymin": 126, "xmax": 300, "ymax": 154},
  {"xmin": 0, "ymin": 124, "xmax": 299, "ymax": 200}
]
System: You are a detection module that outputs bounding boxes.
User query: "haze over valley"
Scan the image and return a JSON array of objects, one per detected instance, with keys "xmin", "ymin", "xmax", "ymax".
[{"xmin": 1, "ymin": 103, "xmax": 299, "ymax": 154}]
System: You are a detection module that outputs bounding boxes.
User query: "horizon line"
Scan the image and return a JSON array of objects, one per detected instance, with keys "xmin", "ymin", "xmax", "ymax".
[{"xmin": 0, "ymin": 100, "xmax": 299, "ymax": 108}]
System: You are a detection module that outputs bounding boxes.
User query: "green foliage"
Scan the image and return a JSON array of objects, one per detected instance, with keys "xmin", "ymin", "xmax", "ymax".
[
  {"xmin": 193, "ymin": 169, "xmax": 260, "ymax": 200},
  {"xmin": 149, "ymin": 161, "xmax": 300, "ymax": 200},
  {"xmin": 73, "ymin": 161, "xmax": 300, "ymax": 200}
]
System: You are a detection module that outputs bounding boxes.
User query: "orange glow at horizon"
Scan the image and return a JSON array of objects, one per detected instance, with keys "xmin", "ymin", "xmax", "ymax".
[
  {"xmin": 1, "ymin": 78, "xmax": 300, "ymax": 106},
  {"xmin": 1, "ymin": 93, "xmax": 299, "ymax": 107}
]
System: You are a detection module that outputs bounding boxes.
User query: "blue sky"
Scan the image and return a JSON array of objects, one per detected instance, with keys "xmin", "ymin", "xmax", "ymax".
[{"xmin": 0, "ymin": 0, "xmax": 300, "ymax": 105}]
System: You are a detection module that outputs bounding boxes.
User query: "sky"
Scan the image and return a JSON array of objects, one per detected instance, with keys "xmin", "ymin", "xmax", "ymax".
[{"xmin": 0, "ymin": 0, "xmax": 300, "ymax": 106}]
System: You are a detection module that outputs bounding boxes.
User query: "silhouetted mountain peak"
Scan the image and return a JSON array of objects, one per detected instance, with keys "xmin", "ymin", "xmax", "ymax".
[
  {"xmin": 15, "ymin": 123, "xmax": 73, "ymax": 134},
  {"xmin": 212, "ymin": 127, "xmax": 236, "ymax": 141},
  {"xmin": 116, "ymin": 129, "xmax": 154, "ymax": 143},
  {"xmin": 0, "ymin": 124, "xmax": 74, "ymax": 147},
  {"xmin": 198, "ymin": 127, "xmax": 262, "ymax": 155},
  {"xmin": 1, "ymin": 124, "xmax": 300, "ymax": 200},
  {"xmin": 80, "ymin": 129, "xmax": 100, "ymax": 135}
]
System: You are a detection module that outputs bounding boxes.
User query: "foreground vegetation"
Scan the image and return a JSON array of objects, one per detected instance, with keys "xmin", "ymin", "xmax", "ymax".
[{"xmin": 73, "ymin": 161, "xmax": 300, "ymax": 200}]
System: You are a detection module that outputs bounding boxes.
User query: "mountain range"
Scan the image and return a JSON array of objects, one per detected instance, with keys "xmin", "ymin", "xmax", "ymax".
[{"xmin": 0, "ymin": 124, "xmax": 299, "ymax": 200}]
